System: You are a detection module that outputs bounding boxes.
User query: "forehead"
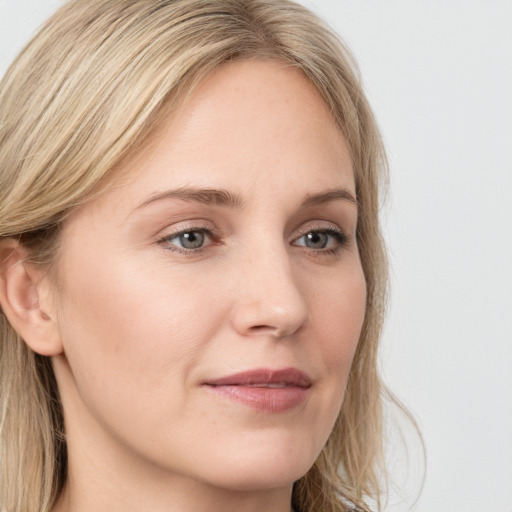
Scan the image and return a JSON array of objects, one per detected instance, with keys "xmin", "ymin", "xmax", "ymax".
[
  {"xmin": 129, "ymin": 60, "xmax": 350, "ymax": 179},
  {"xmin": 82, "ymin": 59, "xmax": 355, "ymax": 217}
]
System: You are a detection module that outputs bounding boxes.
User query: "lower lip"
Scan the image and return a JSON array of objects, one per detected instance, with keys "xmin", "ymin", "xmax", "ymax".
[{"xmin": 205, "ymin": 385, "xmax": 309, "ymax": 412}]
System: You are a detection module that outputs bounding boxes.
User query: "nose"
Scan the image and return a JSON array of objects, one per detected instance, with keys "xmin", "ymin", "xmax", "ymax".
[{"xmin": 230, "ymin": 247, "xmax": 310, "ymax": 339}]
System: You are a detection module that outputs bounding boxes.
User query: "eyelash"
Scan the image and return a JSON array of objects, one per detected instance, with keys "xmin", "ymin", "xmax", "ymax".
[
  {"xmin": 295, "ymin": 226, "xmax": 349, "ymax": 256},
  {"xmin": 157, "ymin": 223, "xmax": 219, "ymax": 256},
  {"xmin": 157, "ymin": 224, "xmax": 349, "ymax": 256}
]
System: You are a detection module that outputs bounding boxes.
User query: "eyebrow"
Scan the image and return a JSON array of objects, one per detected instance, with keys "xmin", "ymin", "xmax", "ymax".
[
  {"xmin": 136, "ymin": 187, "xmax": 245, "ymax": 210},
  {"xmin": 301, "ymin": 188, "xmax": 357, "ymax": 207},
  {"xmin": 135, "ymin": 186, "xmax": 357, "ymax": 211}
]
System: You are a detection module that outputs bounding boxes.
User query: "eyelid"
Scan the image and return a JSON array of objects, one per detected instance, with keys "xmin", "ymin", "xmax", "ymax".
[
  {"xmin": 291, "ymin": 223, "xmax": 350, "ymax": 252},
  {"xmin": 292, "ymin": 221, "xmax": 346, "ymax": 239},
  {"xmin": 155, "ymin": 220, "xmax": 351, "ymax": 256},
  {"xmin": 157, "ymin": 222, "xmax": 220, "ymax": 254}
]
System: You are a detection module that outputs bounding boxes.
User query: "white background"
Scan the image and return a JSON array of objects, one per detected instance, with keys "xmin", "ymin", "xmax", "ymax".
[{"xmin": 1, "ymin": 1, "xmax": 511, "ymax": 511}]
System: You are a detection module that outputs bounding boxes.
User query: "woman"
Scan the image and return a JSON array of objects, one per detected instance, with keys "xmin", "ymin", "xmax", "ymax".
[{"xmin": 0, "ymin": 1, "xmax": 395, "ymax": 511}]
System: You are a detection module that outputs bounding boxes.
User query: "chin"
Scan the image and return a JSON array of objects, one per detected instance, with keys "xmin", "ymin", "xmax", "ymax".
[
  {"xmin": 207, "ymin": 463, "xmax": 309, "ymax": 493},
  {"xmin": 193, "ymin": 434, "xmax": 319, "ymax": 492}
]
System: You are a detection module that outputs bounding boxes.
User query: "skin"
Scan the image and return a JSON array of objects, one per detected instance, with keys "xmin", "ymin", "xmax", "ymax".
[{"xmin": 8, "ymin": 60, "xmax": 367, "ymax": 512}]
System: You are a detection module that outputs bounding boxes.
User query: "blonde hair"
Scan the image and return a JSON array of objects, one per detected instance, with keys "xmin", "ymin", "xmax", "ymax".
[{"xmin": 0, "ymin": 1, "xmax": 394, "ymax": 510}]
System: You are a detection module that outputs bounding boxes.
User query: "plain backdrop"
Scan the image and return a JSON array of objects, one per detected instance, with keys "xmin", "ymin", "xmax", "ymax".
[{"xmin": 1, "ymin": 1, "xmax": 511, "ymax": 511}]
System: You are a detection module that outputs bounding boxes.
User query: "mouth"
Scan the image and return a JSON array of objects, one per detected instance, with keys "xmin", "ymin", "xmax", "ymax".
[{"xmin": 203, "ymin": 368, "xmax": 312, "ymax": 413}]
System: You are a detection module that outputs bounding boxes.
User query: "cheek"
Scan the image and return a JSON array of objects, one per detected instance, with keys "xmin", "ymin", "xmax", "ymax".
[
  {"xmin": 280, "ymin": 264, "xmax": 366, "ymax": 461},
  {"xmin": 314, "ymin": 265, "xmax": 366, "ymax": 363},
  {"xmin": 310, "ymin": 265, "xmax": 367, "ymax": 415},
  {"xmin": 54, "ymin": 254, "xmax": 225, "ymax": 416}
]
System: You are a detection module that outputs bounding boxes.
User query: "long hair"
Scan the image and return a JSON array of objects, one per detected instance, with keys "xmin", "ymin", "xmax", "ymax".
[{"xmin": 0, "ymin": 1, "xmax": 392, "ymax": 510}]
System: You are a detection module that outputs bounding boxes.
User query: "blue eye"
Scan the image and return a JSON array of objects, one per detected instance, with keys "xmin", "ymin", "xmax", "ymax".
[
  {"xmin": 173, "ymin": 231, "xmax": 205, "ymax": 249},
  {"xmin": 294, "ymin": 228, "xmax": 346, "ymax": 251},
  {"xmin": 160, "ymin": 228, "xmax": 213, "ymax": 251},
  {"xmin": 303, "ymin": 231, "xmax": 329, "ymax": 249}
]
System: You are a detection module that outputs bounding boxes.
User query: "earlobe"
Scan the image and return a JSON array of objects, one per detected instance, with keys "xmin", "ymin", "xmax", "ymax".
[{"xmin": 0, "ymin": 239, "xmax": 63, "ymax": 356}]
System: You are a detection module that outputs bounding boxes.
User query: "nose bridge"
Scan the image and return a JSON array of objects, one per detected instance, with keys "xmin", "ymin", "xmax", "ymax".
[{"xmin": 230, "ymin": 238, "xmax": 310, "ymax": 338}]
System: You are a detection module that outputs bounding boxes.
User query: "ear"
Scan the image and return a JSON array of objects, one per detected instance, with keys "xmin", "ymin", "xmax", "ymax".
[{"xmin": 0, "ymin": 239, "xmax": 63, "ymax": 356}]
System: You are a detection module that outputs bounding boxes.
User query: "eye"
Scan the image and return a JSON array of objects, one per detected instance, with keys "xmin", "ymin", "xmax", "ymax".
[
  {"xmin": 174, "ymin": 231, "xmax": 206, "ymax": 249},
  {"xmin": 158, "ymin": 227, "xmax": 215, "ymax": 252},
  {"xmin": 293, "ymin": 228, "xmax": 347, "ymax": 251}
]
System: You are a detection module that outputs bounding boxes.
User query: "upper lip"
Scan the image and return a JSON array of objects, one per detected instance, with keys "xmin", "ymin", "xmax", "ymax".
[{"xmin": 203, "ymin": 368, "xmax": 312, "ymax": 388}]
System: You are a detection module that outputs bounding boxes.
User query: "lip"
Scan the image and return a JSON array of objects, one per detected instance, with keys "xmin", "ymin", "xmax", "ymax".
[{"xmin": 203, "ymin": 368, "xmax": 312, "ymax": 413}]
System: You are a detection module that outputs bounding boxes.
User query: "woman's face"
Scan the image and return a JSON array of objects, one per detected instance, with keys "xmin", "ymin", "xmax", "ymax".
[{"xmin": 51, "ymin": 60, "xmax": 366, "ymax": 494}]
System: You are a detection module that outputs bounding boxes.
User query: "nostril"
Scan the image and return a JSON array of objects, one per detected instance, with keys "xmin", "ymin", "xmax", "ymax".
[
  {"xmin": 248, "ymin": 324, "xmax": 292, "ymax": 338},
  {"xmin": 250, "ymin": 325, "xmax": 273, "ymax": 332}
]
